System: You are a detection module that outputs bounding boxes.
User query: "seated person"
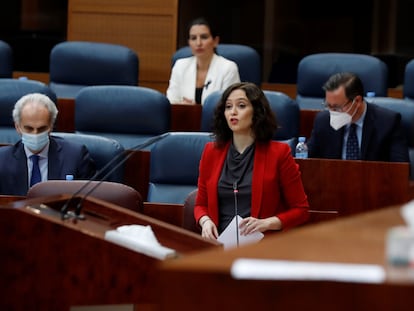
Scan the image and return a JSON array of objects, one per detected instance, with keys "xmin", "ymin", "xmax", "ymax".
[
  {"xmin": 0, "ymin": 93, "xmax": 96, "ymax": 196},
  {"xmin": 194, "ymin": 82, "xmax": 309, "ymax": 241},
  {"xmin": 166, "ymin": 17, "xmax": 240, "ymax": 105},
  {"xmin": 308, "ymin": 72, "xmax": 409, "ymax": 163}
]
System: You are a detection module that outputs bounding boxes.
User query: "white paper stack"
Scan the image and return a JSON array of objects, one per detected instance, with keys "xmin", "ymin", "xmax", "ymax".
[
  {"xmin": 104, "ymin": 225, "xmax": 176, "ymax": 260},
  {"xmin": 231, "ymin": 258, "xmax": 385, "ymax": 283}
]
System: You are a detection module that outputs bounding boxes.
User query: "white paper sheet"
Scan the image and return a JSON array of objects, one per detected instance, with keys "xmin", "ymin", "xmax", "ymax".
[
  {"xmin": 104, "ymin": 225, "xmax": 176, "ymax": 260},
  {"xmin": 218, "ymin": 215, "xmax": 264, "ymax": 250},
  {"xmin": 231, "ymin": 258, "xmax": 385, "ymax": 283}
]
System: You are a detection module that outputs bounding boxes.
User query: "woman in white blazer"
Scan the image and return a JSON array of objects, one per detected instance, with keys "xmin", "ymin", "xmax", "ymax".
[{"xmin": 166, "ymin": 17, "xmax": 240, "ymax": 105}]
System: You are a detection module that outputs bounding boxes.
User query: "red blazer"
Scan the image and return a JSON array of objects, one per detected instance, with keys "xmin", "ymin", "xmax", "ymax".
[{"xmin": 194, "ymin": 141, "xmax": 309, "ymax": 231}]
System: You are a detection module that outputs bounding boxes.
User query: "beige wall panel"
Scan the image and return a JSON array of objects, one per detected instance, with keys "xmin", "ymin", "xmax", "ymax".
[{"xmin": 68, "ymin": 0, "xmax": 178, "ymax": 85}]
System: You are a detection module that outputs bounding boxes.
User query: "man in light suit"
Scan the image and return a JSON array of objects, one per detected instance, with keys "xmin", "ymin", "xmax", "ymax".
[
  {"xmin": 0, "ymin": 93, "xmax": 96, "ymax": 195},
  {"xmin": 308, "ymin": 72, "xmax": 409, "ymax": 163}
]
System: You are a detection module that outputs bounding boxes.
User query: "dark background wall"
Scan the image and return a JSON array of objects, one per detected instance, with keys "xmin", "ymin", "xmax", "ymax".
[{"xmin": 0, "ymin": 0, "xmax": 413, "ymax": 87}]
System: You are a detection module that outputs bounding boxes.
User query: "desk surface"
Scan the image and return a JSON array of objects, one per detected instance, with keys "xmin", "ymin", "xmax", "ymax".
[{"xmin": 158, "ymin": 205, "xmax": 414, "ymax": 310}]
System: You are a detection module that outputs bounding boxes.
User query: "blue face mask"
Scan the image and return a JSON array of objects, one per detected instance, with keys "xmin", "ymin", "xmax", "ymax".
[{"xmin": 21, "ymin": 131, "xmax": 49, "ymax": 152}]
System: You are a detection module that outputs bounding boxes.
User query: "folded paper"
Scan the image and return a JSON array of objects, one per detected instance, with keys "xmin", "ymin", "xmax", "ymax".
[{"xmin": 105, "ymin": 224, "xmax": 176, "ymax": 260}]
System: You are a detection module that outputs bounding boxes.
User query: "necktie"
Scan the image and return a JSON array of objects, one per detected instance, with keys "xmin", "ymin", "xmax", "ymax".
[
  {"xmin": 346, "ymin": 123, "xmax": 360, "ymax": 160},
  {"xmin": 30, "ymin": 155, "xmax": 41, "ymax": 187}
]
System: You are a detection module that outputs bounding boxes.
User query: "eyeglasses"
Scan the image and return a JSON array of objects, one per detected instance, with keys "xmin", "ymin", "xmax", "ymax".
[{"xmin": 322, "ymin": 99, "xmax": 353, "ymax": 112}]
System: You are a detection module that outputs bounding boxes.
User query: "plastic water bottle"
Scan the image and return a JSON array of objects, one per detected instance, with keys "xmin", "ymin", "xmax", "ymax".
[
  {"xmin": 65, "ymin": 174, "xmax": 74, "ymax": 181},
  {"xmin": 366, "ymin": 91, "xmax": 375, "ymax": 102},
  {"xmin": 295, "ymin": 137, "xmax": 308, "ymax": 159}
]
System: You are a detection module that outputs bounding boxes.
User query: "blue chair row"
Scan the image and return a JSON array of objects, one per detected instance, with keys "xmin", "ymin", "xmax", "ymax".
[
  {"xmin": 49, "ymin": 41, "xmax": 139, "ymax": 99},
  {"xmin": 0, "ymin": 40, "xmax": 13, "ymax": 78},
  {"xmin": 296, "ymin": 53, "xmax": 388, "ymax": 110}
]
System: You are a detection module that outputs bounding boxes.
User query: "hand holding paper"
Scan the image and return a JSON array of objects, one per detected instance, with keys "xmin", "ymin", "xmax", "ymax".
[{"xmin": 218, "ymin": 215, "xmax": 264, "ymax": 249}]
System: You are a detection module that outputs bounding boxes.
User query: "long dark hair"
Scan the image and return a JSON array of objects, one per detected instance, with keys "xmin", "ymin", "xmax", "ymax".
[
  {"xmin": 213, "ymin": 82, "xmax": 278, "ymax": 147},
  {"xmin": 187, "ymin": 17, "xmax": 218, "ymax": 39}
]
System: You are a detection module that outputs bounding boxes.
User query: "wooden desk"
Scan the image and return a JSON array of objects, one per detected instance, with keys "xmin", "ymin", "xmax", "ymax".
[
  {"xmin": 0, "ymin": 194, "xmax": 220, "ymax": 310},
  {"xmin": 296, "ymin": 158, "xmax": 410, "ymax": 223},
  {"xmin": 55, "ymin": 98, "xmax": 203, "ymax": 133},
  {"xmin": 170, "ymin": 103, "xmax": 202, "ymax": 131},
  {"xmin": 157, "ymin": 205, "xmax": 414, "ymax": 310},
  {"xmin": 127, "ymin": 156, "xmax": 410, "ymax": 227}
]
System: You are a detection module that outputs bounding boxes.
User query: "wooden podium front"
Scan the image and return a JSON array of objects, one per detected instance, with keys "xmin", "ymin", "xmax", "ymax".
[
  {"xmin": 296, "ymin": 158, "xmax": 410, "ymax": 223},
  {"xmin": 157, "ymin": 205, "xmax": 414, "ymax": 310},
  {"xmin": 0, "ymin": 194, "xmax": 220, "ymax": 310}
]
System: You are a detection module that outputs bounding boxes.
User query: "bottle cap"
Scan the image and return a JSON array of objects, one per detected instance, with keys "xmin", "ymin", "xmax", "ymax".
[
  {"xmin": 298, "ymin": 136, "xmax": 306, "ymax": 142},
  {"xmin": 65, "ymin": 174, "xmax": 74, "ymax": 181},
  {"xmin": 366, "ymin": 91, "xmax": 376, "ymax": 97}
]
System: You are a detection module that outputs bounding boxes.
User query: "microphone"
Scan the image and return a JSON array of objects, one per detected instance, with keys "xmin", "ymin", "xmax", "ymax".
[
  {"xmin": 233, "ymin": 181, "xmax": 239, "ymax": 247},
  {"xmin": 204, "ymin": 80, "xmax": 212, "ymax": 90},
  {"xmin": 60, "ymin": 132, "xmax": 170, "ymax": 220}
]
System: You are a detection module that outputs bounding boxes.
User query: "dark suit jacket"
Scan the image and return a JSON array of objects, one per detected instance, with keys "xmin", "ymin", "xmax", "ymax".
[
  {"xmin": 0, "ymin": 136, "xmax": 96, "ymax": 195},
  {"xmin": 194, "ymin": 141, "xmax": 309, "ymax": 232},
  {"xmin": 308, "ymin": 103, "xmax": 409, "ymax": 163}
]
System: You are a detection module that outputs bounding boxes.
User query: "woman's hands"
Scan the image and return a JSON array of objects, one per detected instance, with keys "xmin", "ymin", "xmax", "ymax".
[
  {"xmin": 199, "ymin": 216, "xmax": 282, "ymax": 241},
  {"xmin": 239, "ymin": 216, "xmax": 282, "ymax": 235},
  {"xmin": 200, "ymin": 216, "xmax": 218, "ymax": 240}
]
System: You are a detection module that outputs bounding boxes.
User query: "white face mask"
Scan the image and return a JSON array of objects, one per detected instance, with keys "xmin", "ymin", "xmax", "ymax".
[
  {"xmin": 329, "ymin": 110, "xmax": 353, "ymax": 130},
  {"xmin": 21, "ymin": 131, "xmax": 49, "ymax": 152},
  {"xmin": 329, "ymin": 100, "xmax": 357, "ymax": 131}
]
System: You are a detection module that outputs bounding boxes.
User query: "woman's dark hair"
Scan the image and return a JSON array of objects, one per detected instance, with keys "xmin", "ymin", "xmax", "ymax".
[
  {"xmin": 323, "ymin": 72, "xmax": 364, "ymax": 101},
  {"xmin": 187, "ymin": 17, "xmax": 218, "ymax": 39},
  {"xmin": 213, "ymin": 82, "xmax": 278, "ymax": 147}
]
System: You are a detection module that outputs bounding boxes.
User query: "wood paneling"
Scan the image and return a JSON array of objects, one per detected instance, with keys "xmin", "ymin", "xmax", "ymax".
[{"xmin": 67, "ymin": 0, "xmax": 178, "ymax": 92}]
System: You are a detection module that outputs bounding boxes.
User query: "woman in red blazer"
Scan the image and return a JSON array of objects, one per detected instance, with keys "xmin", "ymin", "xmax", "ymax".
[{"xmin": 194, "ymin": 82, "xmax": 309, "ymax": 240}]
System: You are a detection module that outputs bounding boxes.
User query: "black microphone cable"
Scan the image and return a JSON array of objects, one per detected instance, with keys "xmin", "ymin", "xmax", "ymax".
[{"xmin": 233, "ymin": 181, "xmax": 239, "ymax": 247}]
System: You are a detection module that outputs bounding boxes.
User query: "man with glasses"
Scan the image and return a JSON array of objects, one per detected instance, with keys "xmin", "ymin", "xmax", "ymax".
[
  {"xmin": 307, "ymin": 72, "xmax": 409, "ymax": 162},
  {"xmin": 0, "ymin": 93, "xmax": 96, "ymax": 195}
]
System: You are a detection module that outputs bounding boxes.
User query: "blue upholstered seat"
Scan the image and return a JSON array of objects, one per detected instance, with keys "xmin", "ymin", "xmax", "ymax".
[
  {"xmin": 0, "ymin": 40, "xmax": 13, "ymax": 78},
  {"xmin": 147, "ymin": 132, "xmax": 213, "ymax": 204},
  {"xmin": 366, "ymin": 97, "xmax": 414, "ymax": 178},
  {"xmin": 297, "ymin": 53, "xmax": 388, "ymax": 109},
  {"xmin": 51, "ymin": 132, "xmax": 125, "ymax": 183},
  {"xmin": 0, "ymin": 79, "xmax": 57, "ymax": 144},
  {"xmin": 172, "ymin": 44, "xmax": 261, "ymax": 86},
  {"xmin": 403, "ymin": 59, "xmax": 414, "ymax": 101},
  {"xmin": 49, "ymin": 41, "xmax": 139, "ymax": 99},
  {"xmin": 202, "ymin": 90, "xmax": 300, "ymax": 153},
  {"xmin": 74, "ymin": 85, "xmax": 170, "ymax": 149}
]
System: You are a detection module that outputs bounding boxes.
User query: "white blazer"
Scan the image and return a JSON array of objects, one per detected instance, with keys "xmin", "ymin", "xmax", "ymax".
[{"xmin": 166, "ymin": 54, "xmax": 240, "ymax": 105}]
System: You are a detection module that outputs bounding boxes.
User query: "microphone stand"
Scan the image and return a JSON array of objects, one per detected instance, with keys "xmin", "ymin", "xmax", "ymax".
[
  {"xmin": 60, "ymin": 132, "xmax": 170, "ymax": 220},
  {"xmin": 233, "ymin": 181, "xmax": 239, "ymax": 247}
]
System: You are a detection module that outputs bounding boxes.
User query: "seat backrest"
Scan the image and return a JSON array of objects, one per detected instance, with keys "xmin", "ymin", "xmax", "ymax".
[
  {"xmin": 202, "ymin": 90, "xmax": 299, "ymax": 152},
  {"xmin": 0, "ymin": 78, "xmax": 57, "ymax": 144},
  {"xmin": 403, "ymin": 59, "xmax": 414, "ymax": 100},
  {"xmin": 296, "ymin": 53, "xmax": 388, "ymax": 109},
  {"xmin": 367, "ymin": 97, "xmax": 414, "ymax": 178},
  {"xmin": 147, "ymin": 132, "xmax": 213, "ymax": 204},
  {"xmin": 171, "ymin": 44, "xmax": 261, "ymax": 86},
  {"xmin": 74, "ymin": 85, "xmax": 170, "ymax": 149},
  {"xmin": 183, "ymin": 189, "xmax": 200, "ymax": 233},
  {"xmin": 51, "ymin": 132, "xmax": 125, "ymax": 183},
  {"xmin": 0, "ymin": 40, "xmax": 13, "ymax": 78},
  {"xmin": 49, "ymin": 41, "xmax": 139, "ymax": 99},
  {"xmin": 26, "ymin": 180, "xmax": 143, "ymax": 213}
]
